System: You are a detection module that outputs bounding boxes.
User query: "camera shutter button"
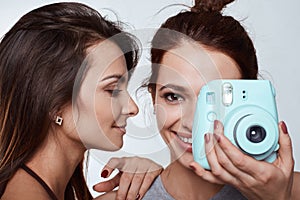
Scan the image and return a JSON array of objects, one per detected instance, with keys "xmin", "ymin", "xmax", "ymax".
[{"xmin": 207, "ymin": 111, "xmax": 217, "ymax": 122}]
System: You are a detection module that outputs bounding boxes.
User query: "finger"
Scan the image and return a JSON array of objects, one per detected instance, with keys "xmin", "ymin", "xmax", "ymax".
[
  {"xmin": 213, "ymin": 121, "xmax": 253, "ymax": 182},
  {"xmin": 205, "ymin": 133, "xmax": 225, "ymax": 174},
  {"xmin": 188, "ymin": 161, "xmax": 224, "ymax": 184},
  {"xmin": 93, "ymin": 172, "xmax": 121, "ymax": 192},
  {"xmin": 126, "ymin": 173, "xmax": 145, "ymax": 200},
  {"xmin": 213, "ymin": 120, "xmax": 224, "ymax": 135},
  {"xmin": 204, "ymin": 133, "xmax": 231, "ymax": 184},
  {"xmin": 213, "ymin": 133, "xmax": 253, "ymax": 186},
  {"xmin": 208, "ymin": 134, "xmax": 241, "ymax": 186},
  {"xmin": 94, "ymin": 191, "xmax": 117, "ymax": 200},
  {"xmin": 101, "ymin": 157, "xmax": 125, "ymax": 178},
  {"xmin": 137, "ymin": 168, "xmax": 162, "ymax": 199},
  {"xmin": 215, "ymin": 126, "xmax": 270, "ymax": 179},
  {"xmin": 277, "ymin": 121, "xmax": 294, "ymax": 170},
  {"xmin": 205, "ymin": 123, "xmax": 234, "ymax": 182},
  {"xmin": 116, "ymin": 172, "xmax": 135, "ymax": 200}
]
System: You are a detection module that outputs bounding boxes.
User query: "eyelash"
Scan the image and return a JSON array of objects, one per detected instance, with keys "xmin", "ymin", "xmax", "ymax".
[
  {"xmin": 106, "ymin": 89, "xmax": 122, "ymax": 97},
  {"xmin": 161, "ymin": 92, "xmax": 184, "ymax": 104}
]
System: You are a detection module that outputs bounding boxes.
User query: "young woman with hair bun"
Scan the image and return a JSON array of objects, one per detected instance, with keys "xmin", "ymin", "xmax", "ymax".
[
  {"xmin": 98, "ymin": 0, "xmax": 300, "ymax": 199},
  {"xmin": 144, "ymin": 0, "xmax": 299, "ymax": 199}
]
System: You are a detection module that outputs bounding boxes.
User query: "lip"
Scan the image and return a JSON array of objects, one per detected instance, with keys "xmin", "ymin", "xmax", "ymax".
[
  {"xmin": 113, "ymin": 125, "xmax": 126, "ymax": 134},
  {"xmin": 171, "ymin": 131, "xmax": 193, "ymax": 153}
]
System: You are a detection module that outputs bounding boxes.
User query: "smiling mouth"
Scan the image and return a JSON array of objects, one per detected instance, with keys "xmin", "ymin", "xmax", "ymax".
[
  {"xmin": 171, "ymin": 131, "xmax": 193, "ymax": 153},
  {"xmin": 177, "ymin": 135, "xmax": 192, "ymax": 144},
  {"xmin": 171, "ymin": 131, "xmax": 192, "ymax": 144}
]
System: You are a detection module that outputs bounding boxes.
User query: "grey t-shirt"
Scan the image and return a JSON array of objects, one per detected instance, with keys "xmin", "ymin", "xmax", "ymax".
[{"xmin": 143, "ymin": 176, "xmax": 247, "ymax": 200}]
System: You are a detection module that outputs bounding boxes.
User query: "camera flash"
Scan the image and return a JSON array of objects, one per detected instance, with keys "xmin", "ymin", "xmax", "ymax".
[{"xmin": 222, "ymin": 82, "xmax": 233, "ymax": 106}]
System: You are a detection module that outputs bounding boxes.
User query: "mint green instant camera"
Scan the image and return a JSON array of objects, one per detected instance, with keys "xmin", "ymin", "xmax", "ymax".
[{"xmin": 192, "ymin": 80, "xmax": 279, "ymax": 170}]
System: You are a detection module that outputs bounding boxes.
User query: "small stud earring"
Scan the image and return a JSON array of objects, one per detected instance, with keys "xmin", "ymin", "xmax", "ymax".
[{"xmin": 55, "ymin": 116, "xmax": 63, "ymax": 126}]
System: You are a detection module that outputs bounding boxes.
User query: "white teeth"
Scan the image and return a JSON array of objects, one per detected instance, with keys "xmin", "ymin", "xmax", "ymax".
[{"xmin": 178, "ymin": 135, "xmax": 192, "ymax": 143}]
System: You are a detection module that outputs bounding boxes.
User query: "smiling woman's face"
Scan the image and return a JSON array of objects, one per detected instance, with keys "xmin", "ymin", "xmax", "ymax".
[
  {"xmin": 63, "ymin": 41, "xmax": 139, "ymax": 151},
  {"xmin": 154, "ymin": 41, "xmax": 241, "ymax": 166}
]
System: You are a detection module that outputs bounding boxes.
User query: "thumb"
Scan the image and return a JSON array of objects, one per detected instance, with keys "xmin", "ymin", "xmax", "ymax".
[
  {"xmin": 277, "ymin": 121, "xmax": 294, "ymax": 170},
  {"xmin": 93, "ymin": 172, "xmax": 121, "ymax": 192}
]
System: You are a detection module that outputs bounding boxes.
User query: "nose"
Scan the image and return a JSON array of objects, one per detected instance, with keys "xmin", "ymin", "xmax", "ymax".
[
  {"xmin": 122, "ymin": 93, "xmax": 139, "ymax": 117},
  {"xmin": 181, "ymin": 101, "xmax": 196, "ymax": 131}
]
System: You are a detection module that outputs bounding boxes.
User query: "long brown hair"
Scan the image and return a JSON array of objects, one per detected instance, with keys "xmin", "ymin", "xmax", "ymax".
[
  {"xmin": 148, "ymin": 0, "xmax": 258, "ymax": 96},
  {"xmin": 0, "ymin": 2, "xmax": 139, "ymax": 199}
]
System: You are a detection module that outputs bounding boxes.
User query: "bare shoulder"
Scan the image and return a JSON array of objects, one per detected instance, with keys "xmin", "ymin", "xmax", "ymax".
[
  {"xmin": 93, "ymin": 191, "xmax": 117, "ymax": 200},
  {"xmin": 1, "ymin": 169, "xmax": 50, "ymax": 200}
]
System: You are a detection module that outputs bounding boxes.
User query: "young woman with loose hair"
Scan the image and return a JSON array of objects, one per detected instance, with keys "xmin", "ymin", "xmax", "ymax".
[{"xmin": 0, "ymin": 2, "xmax": 162, "ymax": 200}]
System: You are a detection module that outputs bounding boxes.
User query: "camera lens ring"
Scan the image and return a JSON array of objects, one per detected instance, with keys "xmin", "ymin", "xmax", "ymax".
[{"xmin": 224, "ymin": 106, "xmax": 278, "ymax": 158}]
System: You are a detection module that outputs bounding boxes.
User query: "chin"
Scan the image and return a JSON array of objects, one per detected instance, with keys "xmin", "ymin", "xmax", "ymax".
[
  {"xmin": 178, "ymin": 151, "xmax": 194, "ymax": 167},
  {"xmin": 107, "ymin": 138, "xmax": 124, "ymax": 151},
  {"xmin": 169, "ymin": 142, "xmax": 194, "ymax": 165},
  {"xmin": 102, "ymin": 142, "xmax": 123, "ymax": 152},
  {"xmin": 110, "ymin": 142, "xmax": 123, "ymax": 151},
  {"xmin": 85, "ymin": 140, "xmax": 123, "ymax": 151}
]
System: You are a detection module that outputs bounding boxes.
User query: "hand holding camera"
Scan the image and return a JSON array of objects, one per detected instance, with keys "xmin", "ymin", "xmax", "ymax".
[{"xmin": 192, "ymin": 80, "xmax": 280, "ymax": 170}]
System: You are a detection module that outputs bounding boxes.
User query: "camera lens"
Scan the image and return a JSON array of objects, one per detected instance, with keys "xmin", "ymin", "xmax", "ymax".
[{"xmin": 246, "ymin": 125, "xmax": 266, "ymax": 143}]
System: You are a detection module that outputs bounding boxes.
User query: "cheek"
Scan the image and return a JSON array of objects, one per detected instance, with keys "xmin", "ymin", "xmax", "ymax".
[
  {"xmin": 155, "ymin": 103, "xmax": 167, "ymax": 131},
  {"xmin": 110, "ymin": 98, "xmax": 122, "ymax": 119},
  {"xmin": 94, "ymin": 96, "xmax": 114, "ymax": 126},
  {"xmin": 155, "ymin": 101, "xmax": 182, "ymax": 132}
]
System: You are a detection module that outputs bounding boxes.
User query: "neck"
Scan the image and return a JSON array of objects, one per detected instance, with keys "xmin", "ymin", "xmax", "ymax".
[
  {"xmin": 25, "ymin": 130, "xmax": 86, "ymax": 199},
  {"xmin": 161, "ymin": 160, "xmax": 223, "ymax": 200}
]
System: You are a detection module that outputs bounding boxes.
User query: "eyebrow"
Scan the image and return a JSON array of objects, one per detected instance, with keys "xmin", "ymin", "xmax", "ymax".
[
  {"xmin": 100, "ymin": 74, "xmax": 123, "ymax": 82},
  {"xmin": 159, "ymin": 84, "xmax": 187, "ymax": 92}
]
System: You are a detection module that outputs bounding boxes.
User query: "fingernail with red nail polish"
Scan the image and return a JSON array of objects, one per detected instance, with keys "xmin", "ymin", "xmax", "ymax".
[
  {"xmin": 204, "ymin": 133, "xmax": 210, "ymax": 143},
  {"xmin": 213, "ymin": 134, "xmax": 220, "ymax": 142},
  {"xmin": 281, "ymin": 121, "xmax": 288, "ymax": 134},
  {"xmin": 101, "ymin": 170, "xmax": 109, "ymax": 178},
  {"xmin": 189, "ymin": 165, "xmax": 196, "ymax": 171}
]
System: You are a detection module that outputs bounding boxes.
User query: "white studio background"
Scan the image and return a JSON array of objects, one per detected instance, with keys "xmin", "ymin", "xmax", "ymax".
[{"xmin": 1, "ymin": 0, "xmax": 299, "ymax": 197}]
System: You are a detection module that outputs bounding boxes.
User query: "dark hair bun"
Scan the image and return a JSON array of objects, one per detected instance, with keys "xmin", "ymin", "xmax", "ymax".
[{"xmin": 192, "ymin": 0, "xmax": 234, "ymax": 12}]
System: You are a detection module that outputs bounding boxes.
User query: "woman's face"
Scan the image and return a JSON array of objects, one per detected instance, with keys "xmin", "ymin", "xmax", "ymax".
[
  {"xmin": 64, "ymin": 40, "xmax": 138, "ymax": 151},
  {"xmin": 154, "ymin": 42, "xmax": 241, "ymax": 167}
]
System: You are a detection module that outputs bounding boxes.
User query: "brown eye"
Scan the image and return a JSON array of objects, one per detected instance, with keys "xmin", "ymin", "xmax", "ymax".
[{"xmin": 163, "ymin": 92, "xmax": 184, "ymax": 103}]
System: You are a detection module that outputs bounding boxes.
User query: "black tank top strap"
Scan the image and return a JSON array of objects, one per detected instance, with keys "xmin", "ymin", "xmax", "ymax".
[{"xmin": 20, "ymin": 164, "xmax": 58, "ymax": 200}]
